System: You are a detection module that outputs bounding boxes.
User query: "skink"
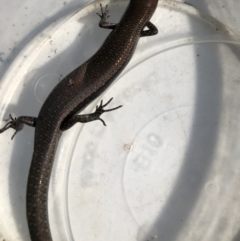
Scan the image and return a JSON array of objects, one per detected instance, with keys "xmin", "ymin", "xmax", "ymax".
[{"xmin": 0, "ymin": 0, "xmax": 159, "ymax": 240}]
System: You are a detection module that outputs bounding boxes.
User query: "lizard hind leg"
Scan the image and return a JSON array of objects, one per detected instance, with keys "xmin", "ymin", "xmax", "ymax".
[
  {"xmin": 60, "ymin": 98, "xmax": 122, "ymax": 131},
  {"xmin": 0, "ymin": 114, "xmax": 37, "ymax": 139}
]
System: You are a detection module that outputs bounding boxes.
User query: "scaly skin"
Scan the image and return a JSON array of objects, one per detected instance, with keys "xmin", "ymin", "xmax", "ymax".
[{"xmin": 0, "ymin": 0, "xmax": 159, "ymax": 240}]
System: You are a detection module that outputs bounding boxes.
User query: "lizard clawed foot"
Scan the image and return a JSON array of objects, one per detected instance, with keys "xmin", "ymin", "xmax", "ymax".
[
  {"xmin": 95, "ymin": 98, "xmax": 122, "ymax": 126},
  {"xmin": 60, "ymin": 98, "xmax": 122, "ymax": 131},
  {"xmin": 96, "ymin": 3, "xmax": 110, "ymax": 20},
  {"xmin": 0, "ymin": 114, "xmax": 24, "ymax": 140}
]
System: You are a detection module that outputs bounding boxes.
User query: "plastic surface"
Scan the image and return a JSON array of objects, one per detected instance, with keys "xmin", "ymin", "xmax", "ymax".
[{"xmin": 0, "ymin": 0, "xmax": 240, "ymax": 241}]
